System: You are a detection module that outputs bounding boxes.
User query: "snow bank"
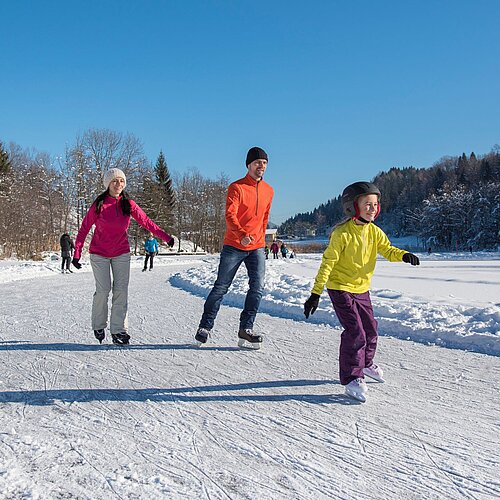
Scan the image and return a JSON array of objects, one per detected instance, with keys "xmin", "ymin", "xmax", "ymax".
[{"xmin": 170, "ymin": 255, "xmax": 500, "ymax": 356}]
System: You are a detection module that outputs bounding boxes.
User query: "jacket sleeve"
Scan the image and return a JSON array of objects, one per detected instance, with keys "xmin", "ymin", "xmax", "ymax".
[
  {"xmin": 311, "ymin": 231, "xmax": 343, "ymax": 295},
  {"xmin": 130, "ymin": 201, "xmax": 172, "ymax": 243},
  {"xmin": 225, "ymin": 184, "xmax": 246, "ymax": 240},
  {"xmin": 73, "ymin": 206, "xmax": 98, "ymax": 260},
  {"xmin": 376, "ymin": 227, "xmax": 407, "ymax": 262}
]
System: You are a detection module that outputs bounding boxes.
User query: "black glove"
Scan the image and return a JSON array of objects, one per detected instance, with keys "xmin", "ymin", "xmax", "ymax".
[
  {"xmin": 72, "ymin": 258, "xmax": 82, "ymax": 269},
  {"xmin": 167, "ymin": 237, "xmax": 175, "ymax": 248},
  {"xmin": 304, "ymin": 293, "xmax": 320, "ymax": 318},
  {"xmin": 402, "ymin": 253, "xmax": 420, "ymax": 266}
]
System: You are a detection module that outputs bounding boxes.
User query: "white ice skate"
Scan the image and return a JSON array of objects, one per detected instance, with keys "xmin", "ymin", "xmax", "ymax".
[
  {"xmin": 345, "ymin": 378, "xmax": 368, "ymax": 402},
  {"xmin": 363, "ymin": 363, "xmax": 385, "ymax": 383}
]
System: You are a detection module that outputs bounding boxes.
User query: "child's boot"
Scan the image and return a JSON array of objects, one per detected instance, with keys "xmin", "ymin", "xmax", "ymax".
[
  {"xmin": 345, "ymin": 378, "xmax": 368, "ymax": 402},
  {"xmin": 363, "ymin": 363, "xmax": 385, "ymax": 383}
]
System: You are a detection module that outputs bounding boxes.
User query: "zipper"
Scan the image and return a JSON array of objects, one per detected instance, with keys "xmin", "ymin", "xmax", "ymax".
[{"xmin": 255, "ymin": 181, "xmax": 259, "ymax": 215}]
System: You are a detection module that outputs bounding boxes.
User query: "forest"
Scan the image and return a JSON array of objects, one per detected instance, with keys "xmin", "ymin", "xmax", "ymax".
[
  {"xmin": 278, "ymin": 148, "xmax": 500, "ymax": 251},
  {"xmin": 1, "ymin": 134, "xmax": 499, "ymax": 259},
  {"xmin": 0, "ymin": 129, "xmax": 228, "ymax": 259}
]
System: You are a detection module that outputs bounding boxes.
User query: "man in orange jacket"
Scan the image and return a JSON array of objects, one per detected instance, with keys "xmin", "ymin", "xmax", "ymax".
[{"xmin": 195, "ymin": 146, "xmax": 274, "ymax": 349}]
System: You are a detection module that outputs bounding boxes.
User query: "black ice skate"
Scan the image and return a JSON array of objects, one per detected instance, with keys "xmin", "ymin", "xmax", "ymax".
[
  {"xmin": 195, "ymin": 327, "xmax": 211, "ymax": 346},
  {"xmin": 111, "ymin": 332, "xmax": 130, "ymax": 345},
  {"xmin": 94, "ymin": 329, "xmax": 105, "ymax": 344},
  {"xmin": 237, "ymin": 329, "xmax": 263, "ymax": 350}
]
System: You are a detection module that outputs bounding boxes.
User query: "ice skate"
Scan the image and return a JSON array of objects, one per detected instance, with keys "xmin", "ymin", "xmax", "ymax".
[
  {"xmin": 345, "ymin": 378, "xmax": 368, "ymax": 402},
  {"xmin": 363, "ymin": 363, "xmax": 385, "ymax": 383},
  {"xmin": 237, "ymin": 329, "xmax": 263, "ymax": 350},
  {"xmin": 111, "ymin": 332, "xmax": 130, "ymax": 345},
  {"xmin": 195, "ymin": 327, "xmax": 211, "ymax": 347},
  {"xmin": 94, "ymin": 329, "xmax": 105, "ymax": 344}
]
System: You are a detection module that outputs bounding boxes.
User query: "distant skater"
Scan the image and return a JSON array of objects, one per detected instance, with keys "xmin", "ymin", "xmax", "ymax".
[
  {"xmin": 195, "ymin": 147, "xmax": 274, "ymax": 349},
  {"xmin": 72, "ymin": 168, "xmax": 175, "ymax": 345},
  {"xmin": 304, "ymin": 181, "xmax": 420, "ymax": 402},
  {"xmin": 60, "ymin": 233, "xmax": 74, "ymax": 273},
  {"xmin": 270, "ymin": 241, "xmax": 279, "ymax": 259},
  {"xmin": 143, "ymin": 233, "xmax": 159, "ymax": 271},
  {"xmin": 280, "ymin": 243, "xmax": 288, "ymax": 258}
]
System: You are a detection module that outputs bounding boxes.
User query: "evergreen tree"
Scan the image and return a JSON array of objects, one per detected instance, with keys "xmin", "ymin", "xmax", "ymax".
[
  {"xmin": 0, "ymin": 141, "xmax": 11, "ymax": 174},
  {"xmin": 144, "ymin": 151, "xmax": 175, "ymax": 235},
  {"xmin": 0, "ymin": 141, "xmax": 13, "ymax": 197}
]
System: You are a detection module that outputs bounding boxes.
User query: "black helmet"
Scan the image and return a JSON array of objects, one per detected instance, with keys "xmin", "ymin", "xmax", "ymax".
[{"xmin": 341, "ymin": 181, "xmax": 381, "ymax": 218}]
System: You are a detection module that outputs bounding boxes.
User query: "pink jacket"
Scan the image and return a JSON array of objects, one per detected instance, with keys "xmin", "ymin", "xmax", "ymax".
[{"xmin": 74, "ymin": 195, "xmax": 172, "ymax": 259}]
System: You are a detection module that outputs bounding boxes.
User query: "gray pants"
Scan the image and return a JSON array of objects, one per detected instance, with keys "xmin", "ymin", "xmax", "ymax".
[{"xmin": 90, "ymin": 253, "xmax": 131, "ymax": 334}]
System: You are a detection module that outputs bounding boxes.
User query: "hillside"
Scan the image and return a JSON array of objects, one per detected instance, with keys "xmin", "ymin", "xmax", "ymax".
[{"xmin": 279, "ymin": 149, "xmax": 500, "ymax": 251}]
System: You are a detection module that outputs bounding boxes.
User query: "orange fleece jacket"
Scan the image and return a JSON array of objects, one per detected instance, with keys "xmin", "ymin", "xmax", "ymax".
[{"xmin": 223, "ymin": 174, "xmax": 274, "ymax": 251}]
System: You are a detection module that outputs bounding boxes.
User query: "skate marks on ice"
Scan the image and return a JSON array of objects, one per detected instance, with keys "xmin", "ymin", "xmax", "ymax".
[
  {"xmin": 1, "ymin": 260, "xmax": 499, "ymax": 498},
  {"xmin": 0, "ymin": 378, "xmax": 348, "ymax": 406}
]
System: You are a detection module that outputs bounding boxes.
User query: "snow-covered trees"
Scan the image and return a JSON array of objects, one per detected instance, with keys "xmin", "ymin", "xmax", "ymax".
[
  {"xmin": 173, "ymin": 169, "xmax": 227, "ymax": 253},
  {"xmin": 0, "ymin": 131, "xmax": 231, "ymax": 259},
  {"xmin": 419, "ymin": 183, "xmax": 500, "ymax": 250},
  {"xmin": 279, "ymin": 148, "xmax": 500, "ymax": 250},
  {"xmin": 0, "ymin": 144, "xmax": 68, "ymax": 258}
]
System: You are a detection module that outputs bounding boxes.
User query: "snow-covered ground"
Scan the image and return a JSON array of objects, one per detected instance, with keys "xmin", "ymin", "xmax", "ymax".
[{"xmin": 0, "ymin": 252, "xmax": 498, "ymax": 499}]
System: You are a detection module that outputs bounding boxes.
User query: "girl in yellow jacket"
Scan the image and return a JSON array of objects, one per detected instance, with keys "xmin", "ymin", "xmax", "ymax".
[{"xmin": 304, "ymin": 182, "xmax": 420, "ymax": 402}]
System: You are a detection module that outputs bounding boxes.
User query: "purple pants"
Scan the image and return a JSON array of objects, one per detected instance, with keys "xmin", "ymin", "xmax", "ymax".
[{"xmin": 327, "ymin": 289, "xmax": 378, "ymax": 385}]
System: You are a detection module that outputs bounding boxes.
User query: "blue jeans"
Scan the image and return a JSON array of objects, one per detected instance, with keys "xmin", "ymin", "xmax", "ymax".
[{"xmin": 199, "ymin": 245, "xmax": 266, "ymax": 331}]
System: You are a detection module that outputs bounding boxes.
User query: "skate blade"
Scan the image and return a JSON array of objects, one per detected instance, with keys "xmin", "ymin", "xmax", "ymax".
[
  {"xmin": 345, "ymin": 391, "xmax": 366, "ymax": 403},
  {"xmin": 363, "ymin": 372, "xmax": 385, "ymax": 383},
  {"xmin": 238, "ymin": 338, "xmax": 261, "ymax": 350}
]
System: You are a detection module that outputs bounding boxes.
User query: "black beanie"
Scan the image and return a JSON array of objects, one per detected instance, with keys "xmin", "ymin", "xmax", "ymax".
[{"xmin": 246, "ymin": 146, "xmax": 268, "ymax": 166}]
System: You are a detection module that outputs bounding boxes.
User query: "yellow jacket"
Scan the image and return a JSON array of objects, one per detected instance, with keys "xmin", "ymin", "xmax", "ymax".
[{"xmin": 311, "ymin": 219, "xmax": 407, "ymax": 295}]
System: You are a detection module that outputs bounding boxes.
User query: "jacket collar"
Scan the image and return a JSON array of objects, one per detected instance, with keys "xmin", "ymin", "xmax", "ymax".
[{"xmin": 244, "ymin": 173, "xmax": 261, "ymax": 186}]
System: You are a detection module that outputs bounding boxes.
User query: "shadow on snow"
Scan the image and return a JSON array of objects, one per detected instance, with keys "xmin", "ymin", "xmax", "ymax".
[
  {"xmin": 0, "ymin": 379, "xmax": 362, "ymax": 406},
  {"xmin": 0, "ymin": 342, "xmax": 240, "ymax": 352}
]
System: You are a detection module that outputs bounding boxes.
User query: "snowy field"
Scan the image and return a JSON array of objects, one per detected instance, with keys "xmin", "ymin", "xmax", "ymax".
[{"xmin": 0, "ymin": 252, "xmax": 499, "ymax": 499}]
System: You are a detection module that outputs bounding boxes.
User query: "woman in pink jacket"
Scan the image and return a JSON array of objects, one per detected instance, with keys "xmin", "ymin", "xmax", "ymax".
[{"xmin": 72, "ymin": 168, "xmax": 174, "ymax": 345}]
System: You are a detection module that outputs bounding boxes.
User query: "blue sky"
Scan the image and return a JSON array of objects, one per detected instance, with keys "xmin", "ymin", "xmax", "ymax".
[{"xmin": 1, "ymin": 1, "xmax": 499, "ymax": 224}]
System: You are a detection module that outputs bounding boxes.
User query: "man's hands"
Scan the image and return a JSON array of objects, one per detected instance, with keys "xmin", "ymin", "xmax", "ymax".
[
  {"xmin": 240, "ymin": 235, "xmax": 254, "ymax": 246},
  {"xmin": 304, "ymin": 293, "xmax": 320, "ymax": 318},
  {"xmin": 402, "ymin": 253, "xmax": 420, "ymax": 266},
  {"xmin": 72, "ymin": 258, "xmax": 82, "ymax": 269}
]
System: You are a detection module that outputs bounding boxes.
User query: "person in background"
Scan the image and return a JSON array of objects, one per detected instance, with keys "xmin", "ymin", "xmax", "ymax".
[
  {"xmin": 72, "ymin": 168, "xmax": 175, "ymax": 345},
  {"xmin": 143, "ymin": 233, "xmax": 159, "ymax": 272},
  {"xmin": 60, "ymin": 232, "xmax": 75, "ymax": 273},
  {"xmin": 195, "ymin": 147, "xmax": 274, "ymax": 349},
  {"xmin": 270, "ymin": 241, "xmax": 279, "ymax": 259},
  {"xmin": 265, "ymin": 245, "xmax": 270, "ymax": 260},
  {"xmin": 304, "ymin": 181, "xmax": 420, "ymax": 402},
  {"xmin": 280, "ymin": 243, "xmax": 288, "ymax": 258}
]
